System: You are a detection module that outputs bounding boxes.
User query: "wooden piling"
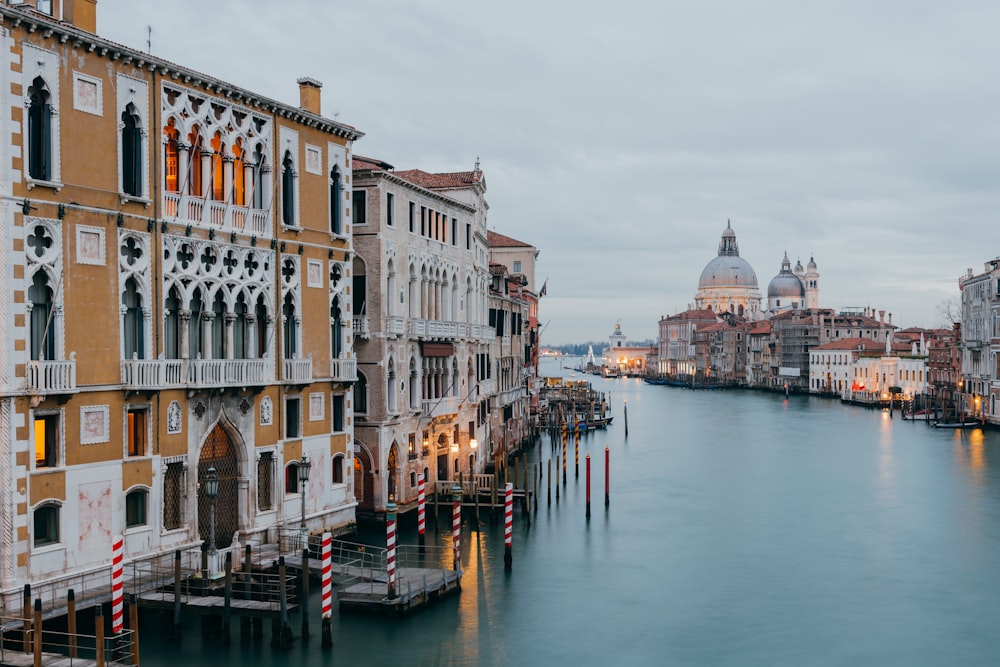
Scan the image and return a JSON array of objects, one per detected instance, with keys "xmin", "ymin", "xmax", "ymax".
[
  {"xmin": 301, "ymin": 547, "xmax": 310, "ymax": 640},
  {"xmin": 586, "ymin": 453, "xmax": 592, "ymax": 519},
  {"xmin": 223, "ymin": 552, "xmax": 233, "ymax": 645},
  {"xmin": 624, "ymin": 400, "xmax": 629, "ymax": 437},
  {"xmin": 241, "ymin": 545, "xmax": 252, "ymax": 643},
  {"xmin": 547, "ymin": 458, "xmax": 552, "ymax": 505},
  {"xmin": 473, "ymin": 481, "xmax": 480, "ymax": 527},
  {"xmin": 95, "ymin": 605, "xmax": 105, "ymax": 667},
  {"xmin": 67, "ymin": 589, "xmax": 77, "ymax": 658},
  {"xmin": 276, "ymin": 556, "xmax": 291, "ymax": 649},
  {"xmin": 128, "ymin": 593, "xmax": 140, "ymax": 667},
  {"xmin": 32, "ymin": 599, "xmax": 41, "ymax": 667},
  {"xmin": 172, "ymin": 550, "xmax": 182, "ymax": 640},
  {"xmin": 605, "ymin": 446, "xmax": 610, "ymax": 508},
  {"xmin": 534, "ymin": 463, "xmax": 539, "ymax": 515},
  {"xmin": 22, "ymin": 583, "xmax": 30, "ymax": 653}
]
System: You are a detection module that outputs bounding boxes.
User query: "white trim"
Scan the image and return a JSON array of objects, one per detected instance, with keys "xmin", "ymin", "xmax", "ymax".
[
  {"xmin": 71, "ymin": 71, "xmax": 102, "ymax": 116},
  {"xmin": 79, "ymin": 405, "xmax": 110, "ymax": 445},
  {"xmin": 304, "ymin": 144, "xmax": 322, "ymax": 175},
  {"xmin": 308, "ymin": 391, "xmax": 325, "ymax": 421},
  {"xmin": 75, "ymin": 225, "xmax": 105, "ymax": 265}
]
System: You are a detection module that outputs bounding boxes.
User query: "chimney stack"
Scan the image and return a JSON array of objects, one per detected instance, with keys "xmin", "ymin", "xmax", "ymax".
[
  {"xmin": 64, "ymin": 0, "xmax": 97, "ymax": 33},
  {"xmin": 297, "ymin": 77, "xmax": 322, "ymax": 115},
  {"xmin": 879, "ymin": 310, "xmax": 885, "ymax": 325}
]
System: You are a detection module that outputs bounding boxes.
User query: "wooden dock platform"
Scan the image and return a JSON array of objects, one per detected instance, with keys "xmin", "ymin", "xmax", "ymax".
[
  {"xmin": 136, "ymin": 591, "xmax": 299, "ymax": 618},
  {"xmin": 336, "ymin": 567, "xmax": 462, "ymax": 614}
]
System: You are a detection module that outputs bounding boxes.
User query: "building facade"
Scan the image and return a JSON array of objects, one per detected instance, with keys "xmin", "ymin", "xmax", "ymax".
[{"xmin": 0, "ymin": 1, "xmax": 360, "ymax": 606}]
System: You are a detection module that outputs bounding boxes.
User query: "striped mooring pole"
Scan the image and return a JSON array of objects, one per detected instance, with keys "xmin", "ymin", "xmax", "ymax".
[
  {"xmin": 452, "ymin": 484, "xmax": 462, "ymax": 571},
  {"xmin": 321, "ymin": 532, "xmax": 333, "ymax": 648},
  {"xmin": 575, "ymin": 422, "xmax": 580, "ymax": 478},
  {"xmin": 504, "ymin": 482, "xmax": 513, "ymax": 570},
  {"xmin": 562, "ymin": 429, "xmax": 568, "ymax": 484},
  {"xmin": 417, "ymin": 473, "xmax": 426, "ymax": 546},
  {"xmin": 111, "ymin": 535, "xmax": 124, "ymax": 635},
  {"xmin": 386, "ymin": 501, "xmax": 397, "ymax": 599}
]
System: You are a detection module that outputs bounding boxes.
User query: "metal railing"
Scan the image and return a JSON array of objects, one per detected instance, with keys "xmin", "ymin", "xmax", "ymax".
[{"xmin": 0, "ymin": 614, "xmax": 138, "ymax": 667}]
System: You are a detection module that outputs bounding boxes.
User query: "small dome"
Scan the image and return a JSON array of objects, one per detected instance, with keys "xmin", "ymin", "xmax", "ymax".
[
  {"xmin": 793, "ymin": 258, "xmax": 804, "ymax": 276},
  {"xmin": 806, "ymin": 256, "xmax": 817, "ymax": 272},
  {"xmin": 767, "ymin": 271, "xmax": 805, "ymax": 299}
]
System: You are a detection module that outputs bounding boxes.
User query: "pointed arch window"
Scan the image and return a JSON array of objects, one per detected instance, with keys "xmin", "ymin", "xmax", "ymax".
[
  {"xmin": 281, "ymin": 150, "xmax": 295, "ymax": 226},
  {"xmin": 233, "ymin": 139, "xmax": 246, "ymax": 206},
  {"xmin": 28, "ymin": 271, "xmax": 54, "ymax": 361},
  {"xmin": 252, "ymin": 145, "xmax": 265, "ymax": 210},
  {"xmin": 331, "ymin": 297, "xmax": 343, "ymax": 358},
  {"xmin": 255, "ymin": 295, "xmax": 268, "ymax": 358},
  {"xmin": 234, "ymin": 293, "xmax": 248, "ymax": 359},
  {"xmin": 164, "ymin": 286, "xmax": 181, "ymax": 359},
  {"xmin": 387, "ymin": 360, "xmax": 397, "ymax": 413},
  {"xmin": 189, "ymin": 289, "xmax": 204, "ymax": 359},
  {"xmin": 122, "ymin": 104, "xmax": 143, "ymax": 197},
  {"xmin": 122, "ymin": 278, "xmax": 145, "ymax": 360},
  {"xmin": 187, "ymin": 127, "xmax": 203, "ymax": 197},
  {"xmin": 211, "ymin": 291, "xmax": 225, "ymax": 360},
  {"xmin": 27, "ymin": 77, "xmax": 52, "ymax": 181},
  {"xmin": 163, "ymin": 120, "xmax": 180, "ymax": 194},
  {"xmin": 354, "ymin": 372, "xmax": 368, "ymax": 414},
  {"xmin": 330, "ymin": 166, "xmax": 342, "ymax": 234},
  {"xmin": 211, "ymin": 131, "xmax": 225, "ymax": 200},
  {"xmin": 282, "ymin": 293, "xmax": 297, "ymax": 359}
]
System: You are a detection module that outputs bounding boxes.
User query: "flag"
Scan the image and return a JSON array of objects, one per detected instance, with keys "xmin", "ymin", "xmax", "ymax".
[{"xmin": 539, "ymin": 278, "xmax": 548, "ymax": 298}]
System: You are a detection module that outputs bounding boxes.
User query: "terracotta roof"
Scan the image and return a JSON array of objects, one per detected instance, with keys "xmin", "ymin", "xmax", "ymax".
[
  {"xmin": 353, "ymin": 155, "xmax": 394, "ymax": 171},
  {"xmin": 394, "ymin": 169, "xmax": 482, "ymax": 189},
  {"xmin": 813, "ymin": 337, "xmax": 882, "ymax": 351},
  {"xmin": 662, "ymin": 309, "xmax": 718, "ymax": 322},
  {"xmin": 747, "ymin": 321, "xmax": 772, "ymax": 335},
  {"xmin": 487, "ymin": 230, "xmax": 532, "ymax": 248}
]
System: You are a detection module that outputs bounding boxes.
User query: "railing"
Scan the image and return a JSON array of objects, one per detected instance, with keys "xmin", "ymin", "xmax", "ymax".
[
  {"xmin": 0, "ymin": 613, "xmax": 138, "ymax": 667},
  {"xmin": 283, "ymin": 357, "xmax": 313, "ymax": 383},
  {"xmin": 330, "ymin": 357, "xmax": 357, "ymax": 382},
  {"xmin": 188, "ymin": 358, "xmax": 271, "ymax": 386},
  {"xmin": 408, "ymin": 319, "xmax": 462, "ymax": 340},
  {"xmin": 385, "ymin": 316, "xmax": 406, "ymax": 336},
  {"xmin": 470, "ymin": 324, "xmax": 497, "ymax": 343},
  {"xmin": 498, "ymin": 386, "xmax": 525, "ymax": 405},
  {"xmin": 163, "ymin": 192, "xmax": 272, "ymax": 238},
  {"xmin": 26, "ymin": 355, "xmax": 76, "ymax": 393},
  {"xmin": 422, "ymin": 396, "xmax": 460, "ymax": 418},
  {"xmin": 121, "ymin": 358, "xmax": 184, "ymax": 388},
  {"xmin": 353, "ymin": 317, "xmax": 370, "ymax": 339}
]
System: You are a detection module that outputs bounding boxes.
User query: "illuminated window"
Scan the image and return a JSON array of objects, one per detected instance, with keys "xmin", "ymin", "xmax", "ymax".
[
  {"xmin": 211, "ymin": 132, "xmax": 225, "ymax": 200},
  {"xmin": 33, "ymin": 504, "xmax": 59, "ymax": 547},
  {"xmin": 233, "ymin": 139, "xmax": 246, "ymax": 206},
  {"xmin": 125, "ymin": 489, "xmax": 148, "ymax": 528},
  {"xmin": 164, "ymin": 120, "xmax": 180, "ymax": 194},
  {"xmin": 34, "ymin": 414, "xmax": 58, "ymax": 468},
  {"xmin": 127, "ymin": 408, "xmax": 147, "ymax": 457},
  {"xmin": 187, "ymin": 127, "xmax": 204, "ymax": 197}
]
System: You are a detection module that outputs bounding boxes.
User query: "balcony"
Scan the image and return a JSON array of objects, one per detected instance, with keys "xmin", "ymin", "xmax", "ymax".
[
  {"xmin": 353, "ymin": 317, "xmax": 370, "ymax": 340},
  {"xmin": 26, "ymin": 355, "xmax": 77, "ymax": 394},
  {"xmin": 330, "ymin": 357, "xmax": 357, "ymax": 382},
  {"xmin": 283, "ymin": 357, "xmax": 313, "ymax": 384},
  {"xmin": 164, "ymin": 193, "xmax": 270, "ymax": 237},
  {"xmin": 421, "ymin": 396, "xmax": 461, "ymax": 418},
  {"xmin": 385, "ymin": 316, "xmax": 406, "ymax": 337},
  {"xmin": 408, "ymin": 319, "xmax": 462, "ymax": 340},
  {"xmin": 478, "ymin": 378, "xmax": 496, "ymax": 395},
  {"xmin": 122, "ymin": 358, "xmax": 184, "ymax": 389},
  {"xmin": 189, "ymin": 359, "xmax": 272, "ymax": 386}
]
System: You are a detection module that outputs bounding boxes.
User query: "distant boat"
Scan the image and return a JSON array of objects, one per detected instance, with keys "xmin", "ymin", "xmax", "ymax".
[
  {"xmin": 932, "ymin": 420, "xmax": 980, "ymax": 429},
  {"xmin": 643, "ymin": 378, "xmax": 668, "ymax": 385},
  {"xmin": 901, "ymin": 409, "xmax": 933, "ymax": 421}
]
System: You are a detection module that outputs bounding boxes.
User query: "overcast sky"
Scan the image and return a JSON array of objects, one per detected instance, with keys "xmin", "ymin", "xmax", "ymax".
[{"xmin": 98, "ymin": 1, "xmax": 1000, "ymax": 345}]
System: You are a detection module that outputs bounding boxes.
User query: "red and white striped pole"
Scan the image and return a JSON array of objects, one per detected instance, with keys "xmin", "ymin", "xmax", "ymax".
[
  {"xmin": 386, "ymin": 501, "xmax": 397, "ymax": 599},
  {"xmin": 503, "ymin": 482, "xmax": 513, "ymax": 571},
  {"xmin": 321, "ymin": 532, "xmax": 333, "ymax": 648},
  {"xmin": 111, "ymin": 535, "xmax": 124, "ymax": 635},
  {"xmin": 452, "ymin": 484, "xmax": 462, "ymax": 571},
  {"xmin": 574, "ymin": 422, "xmax": 580, "ymax": 478},
  {"xmin": 417, "ymin": 473, "xmax": 426, "ymax": 546},
  {"xmin": 562, "ymin": 429, "xmax": 567, "ymax": 484}
]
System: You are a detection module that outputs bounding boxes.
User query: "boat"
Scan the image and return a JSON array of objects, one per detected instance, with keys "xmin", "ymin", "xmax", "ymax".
[
  {"xmin": 643, "ymin": 378, "xmax": 668, "ymax": 385},
  {"xmin": 901, "ymin": 409, "xmax": 933, "ymax": 421},
  {"xmin": 932, "ymin": 420, "xmax": 981, "ymax": 429}
]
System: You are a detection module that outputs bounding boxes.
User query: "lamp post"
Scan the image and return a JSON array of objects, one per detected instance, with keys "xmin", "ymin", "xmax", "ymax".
[
  {"xmin": 299, "ymin": 454, "xmax": 311, "ymax": 546},
  {"xmin": 204, "ymin": 466, "xmax": 219, "ymax": 576}
]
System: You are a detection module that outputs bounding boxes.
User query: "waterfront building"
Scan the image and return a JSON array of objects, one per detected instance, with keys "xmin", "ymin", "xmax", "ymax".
[
  {"xmin": 958, "ymin": 261, "xmax": 999, "ymax": 423},
  {"xmin": 0, "ymin": 0, "xmax": 362, "ymax": 605},
  {"xmin": 848, "ymin": 338, "xmax": 929, "ymax": 404},
  {"xmin": 809, "ymin": 338, "xmax": 883, "ymax": 396},
  {"xmin": 927, "ymin": 324, "xmax": 962, "ymax": 418},
  {"xmin": 655, "ymin": 309, "xmax": 719, "ymax": 378},
  {"xmin": 694, "ymin": 221, "xmax": 762, "ymax": 319},
  {"xmin": 600, "ymin": 322, "xmax": 654, "ymax": 377},
  {"xmin": 350, "ymin": 157, "xmax": 492, "ymax": 515},
  {"xmin": 745, "ymin": 320, "xmax": 772, "ymax": 387}
]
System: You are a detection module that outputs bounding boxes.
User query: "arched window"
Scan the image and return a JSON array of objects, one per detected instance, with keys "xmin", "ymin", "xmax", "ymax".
[
  {"xmin": 122, "ymin": 104, "xmax": 142, "ymax": 197},
  {"xmin": 122, "ymin": 278, "xmax": 145, "ymax": 360},
  {"xmin": 33, "ymin": 503, "xmax": 60, "ymax": 546},
  {"xmin": 187, "ymin": 126, "xmax": 203, "ymax": 197},
  {"xmin": 27, "ymin": 77, "xmax": 51, "ymax": 181},
  {"xmin": 234, "ymin": 293, "xmax": 248, "ymax": 359},
  {"xmin": 210, "ymin": 132, "xmax": 225, "ymax": 200},
  {"xmin": 252, "ymin": 145, "xmax": 265, "ymax": 209},
  {"xmin": 233, "ymin": 138, "xmax": 246, "ymax": 206},
  {"xmin": 331, "ymin": 297, "xmax": 343, "ymax": 358},
  {"xmin": 255, "ymin": 295, "xmax": 268, "ymax": 358},
  {"xmin": 28, "ymin": 271, "xmax": 54, "ymax": 361},
  {"xmin": 330, "ymin": 166, "xmax": 342, "ymax": 234},
  {"xmin": 354, "ymin": 372, "xmax": 368, "ymax": 414},
  {"xmin": 281, "ymin": 150, "xmax": 295, "ymax": 226},
  {"xmin": 387, "ymin": 359, "xmax": 397, "ymax": 413},
  {"xmin": 163, "ymin": 120, "xmax": 180, "ymax": 194},
  {"xmin": 211, "ymin": 291, "xmax": 225, "ymax": 360},
  {"xmin": 409, "ymin": 359, "xmax": 419, "ymax": 410},
  {"xmin": 285, "ymin": 460, "xmax": 301, "ymax": 494},
  {"xmin": 282, "ymin": 293, "xmax": 297, "ymax": 359},
  {"xmin": 332, "ymin": 455, "xmax": 344, "ymax": 484},
  {"xmin": 125, "ymin": 488, "xmax": 148, "ymax": 528},
  {"xmin": 189, "ymin": 289, "xmax": 204, "ymax": 359},
  {"xmin": 164, "ymin": 286, "xmax": 181, "ymax": 359}
]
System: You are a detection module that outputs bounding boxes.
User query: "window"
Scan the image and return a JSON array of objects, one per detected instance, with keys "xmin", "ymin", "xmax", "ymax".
[
  {"xmin": 163, "ymin": 461, "xmax": 185, "ymax": 530},
  {"xmin": 125, "ymin": 489, "xmax": 148, "ymax": 528},
  {"xmin": 352, "ymin": 189, "xmax": 366, "ymax": 225},
  {"xmin": 333, "ymin": 455, "xmax": 344, "ymax": 484},
  {"xmin": 164, "ymin": 287, "xmax": 181, "ymax": 359},
  {"xmin": 285, "ymin": 461, "xmax": 301, "ymax": 494},
  {"xmin": 386, "ymin": 192, "xmax": 394, "ymax": 226},
  {"xmin": 466, "ymin": 223, "xmax": 471, "ymax": 250},
  {"xmin": 332, "ymin": 395, "xmax": 345, "ymax": 432},
  {"xmin": 211, "ymin": 292, "xmax": 225, "ymax": 360},
  {"xmin": 27, "ymin": 76, "xmax": 52, "ymax": 181},
  {"xmin": 331, "ymin": 297, "xmax": 343, "ymax": 358},
  {"xmin": 34, "ymin": 413, "xmax": 59, "ymax": 468},
  {"xmin": 420, "ymin": 206, "xmax": 426, "ymax": 235},
  {"xmin": 282, "ymin": 293, "xmax": 297, "ymax": 359},
  {"xmin": 285, "ymin": 396, "xmax": 300, "ymax": 438},
  {"xmin": 164, "ymin": 120, "xmax": 180, "ymax": 195},
  {"xmin": 281, "ymin": 151, "xmax": 295, "ymax": 226},
  {"xmin": 408, "ymin": 201, "xmax": 415, "ymax": 233},
  {"xmin": 257, "ymin": 452, "xmax": 274, "ymax": 511},
  {"xmin": 127, "ymin": 407, "xmax": 148, "ymax": 457},
  {"xmin": 330, "ymin": 167, "xmax": 342, "ymax": 234},
  {"xmin": 354, "ymin": 373, "xmax": 368, "ymax": 414},
  {"xmin": 451, "ymin": 218, "xmax": 457, "ymax": 245},
  {"xmin": 513, "ymin": 260, "xmax": 521, "ymax": 273},
  {"xmin": 29, "ymin": 271, "xmax": 55, "ymax": 361},
  {"xmin": 122, "ymin": 278, "xmax": 145, "ymax": 360},
  {"xmin": 33, "ymin": 504, "xmax": 59, "ymax": 547},
  {"xmin": 121, "ymin": 104, "xmax": 142, "ymax": 197}
]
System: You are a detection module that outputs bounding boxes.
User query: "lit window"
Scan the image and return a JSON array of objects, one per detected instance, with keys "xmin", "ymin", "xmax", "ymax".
[
  {"xmin": 127, "ymin": 408, "xmax": 147, "ymax": 457},
  {"xmin": 34, "ymin": 414, "xmax": 58, "ymax": 468}
]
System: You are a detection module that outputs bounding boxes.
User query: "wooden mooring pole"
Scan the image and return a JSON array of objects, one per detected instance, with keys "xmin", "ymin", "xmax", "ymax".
[
  {"xmin": 301, "ymin": 547, "xmax": 311, "ymax": 640},
  {"xmin": 241, "ymin": 544, "xmax": 252, "ymax": 643},
  {"xmin": 32, "ymin": 598, "xmax": 41, "ymax": 667},
  {"xmin": 586, "ymin": 453, "xmax": 592, "ymax": 519},
  {"xmin": 172, "ymin": 550, "xmax": 182, "ymax": 640},
  {"xmin": 128, "ymin": 593, "xmax": 141, "ymax": 667},
  {"xmin": 95, "ymin": 605, "xmax": 105, "ymax": 667},
  {"xmin": 22, "ymin": 583, "xmax": 30, "ymax": 653},
  {"xmin": 67, "ymin": 589, "xmax": 77, "ymax": 658},
  {"xmin": 223, "ymin": 552, "xmax": 233, "ymax": 645}
]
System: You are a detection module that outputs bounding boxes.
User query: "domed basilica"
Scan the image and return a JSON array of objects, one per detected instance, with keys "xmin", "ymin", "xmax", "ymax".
[{"xmin": 694, "ymin": 221, "xmax": 818, "ymax": 320}]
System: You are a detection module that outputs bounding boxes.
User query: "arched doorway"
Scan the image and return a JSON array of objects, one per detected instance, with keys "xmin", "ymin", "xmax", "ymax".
[
  {"xmin": 198, "ymin": 423, "xmax": 239, "ymax": 549},
  {"xmin": 353, "ymin": 444, "xmax": 374, "ymax": 512}
]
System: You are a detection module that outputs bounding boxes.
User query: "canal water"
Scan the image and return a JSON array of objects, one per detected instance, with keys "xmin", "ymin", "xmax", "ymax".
[{"xmin": 140, "ymin": 358, "xmax": 1000, "ymax": 666}]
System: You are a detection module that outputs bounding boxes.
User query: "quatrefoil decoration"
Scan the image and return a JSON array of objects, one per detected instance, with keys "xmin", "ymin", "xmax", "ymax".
[
  {"xmin": 121, "ymin": 236, "xmax": 143, "ymax": 266},
  {"xmin": 27, "ymin": 226, "xmax": 53, "ymax": 259}
]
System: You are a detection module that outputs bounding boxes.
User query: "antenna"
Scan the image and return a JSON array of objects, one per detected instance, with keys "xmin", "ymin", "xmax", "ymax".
[{"xmin": 146, "ymin": 25, "xmax": 152, "ymax": 53}]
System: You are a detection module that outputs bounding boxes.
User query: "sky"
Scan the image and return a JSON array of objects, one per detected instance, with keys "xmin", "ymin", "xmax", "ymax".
[{"xmin": 97, "ymin": 0, "xmax": 1000, "ymax": 345}]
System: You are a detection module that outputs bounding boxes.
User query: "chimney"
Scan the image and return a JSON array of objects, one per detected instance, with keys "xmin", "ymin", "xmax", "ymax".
[
  {"xmin": 879, "ymin": 310, "xmax": 885, "ymax": 325},
  {"xmin": 64, "ymin": 0, "xmax": 97, "ymax": 33},
  {"xmin": 297, "ymin": 77, "xmax": 322, "ymax": 115},
  {"xmin": 888, "ymin": 313, "xmax": 892, "ymax": 326}
]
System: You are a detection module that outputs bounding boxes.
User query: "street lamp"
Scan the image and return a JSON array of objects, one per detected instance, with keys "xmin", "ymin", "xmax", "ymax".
[
  {"xmin": 204, "ymin": 466, "xmax": 219, "ymax": 575},
  {"xmin": 298, "ymin": 454, "xmax": 311, "ymax": 545}
]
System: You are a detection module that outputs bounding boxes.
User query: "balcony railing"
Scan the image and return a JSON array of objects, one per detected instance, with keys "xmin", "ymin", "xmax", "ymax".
[
  {"xmin": 408, "ymin": 319, "xmax": 462, "ymax": 340},
  {"xmin": 330, "ymin": 357, "xmax": 357, "ymax": 382},
  {"xmin": 164, "ymin": 193, "xmax": 271, "ymax": 237},
  {"xmin": 421, "ymin": 396, "xmax": 461, "ymax": 418},
  {"xmin": 122, "ymin": 358, "xmax": 184, "ymax": 389},
  {"xmin": 385, "ymin": 316, "xmax": 406, "ymax": 336},
  {"xmin": 26, "ymin": 355, "xmax": 77, "ymax": 393},
  {"xmin": 189, "ymin": 358, "xmax": 271, "ymax": 386},
  {"xmin": 283, "ymin": 357, "xmax": 313, "ymax": 383},
  {"xmin": 353, "ymin": 317, "xmax": 370, "ymax": 340}
]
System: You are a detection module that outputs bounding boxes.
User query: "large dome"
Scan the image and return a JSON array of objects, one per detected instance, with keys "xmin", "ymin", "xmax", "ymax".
[{"xmin": 699, "ymin": 255, "xmax": 759, "ymax": 289}]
